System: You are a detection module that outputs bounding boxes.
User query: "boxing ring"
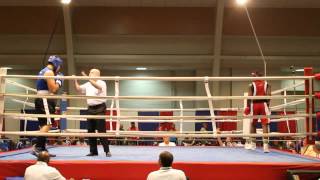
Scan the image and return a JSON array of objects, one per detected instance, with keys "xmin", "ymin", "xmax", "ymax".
[
  {"xmin": 0, "ymin": 67, "xmax": 320, "ymax": 180},
  {"xmin": 1, "ymin": 146, "xmax": 320, "ymax": 180}
]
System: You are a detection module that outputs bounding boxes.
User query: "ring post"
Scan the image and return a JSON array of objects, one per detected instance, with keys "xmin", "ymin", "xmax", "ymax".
[
  {"xmin": 115, "ymin": 77, "xmax": 121, "ymax": 136},
  {"xmin": 179, "ymin": 100, "xmax": 183, "ymax": 133},
  {"xmin": 243, "ymin": 93, "xmax": 251, "ymax": 140},
  {"xmin": 304, "ymin": 67, "xmax": 314, "ymax": 144},
  {"xmin": 60, "ymin": 92, "xmax": 68, "ymax": 131},
  {"xmin": 109, "ymin": 99, "xmax": 114, "ymax": 131},
  {"xmin": 283, "ymin": 90, "xmax": 290, "ymax": 133},
  {"xmin": 0, "ymin": 68, "xmax": 7, "ymax": 137},
  {"xmin": 203, "ymin": 76, "xmax": 217, "ymax": 133}
]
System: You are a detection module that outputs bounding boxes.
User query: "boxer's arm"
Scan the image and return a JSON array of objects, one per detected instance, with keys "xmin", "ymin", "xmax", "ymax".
[{"xmin": 45, "ymin": 70, "xmax": 60, "ymax": 93}]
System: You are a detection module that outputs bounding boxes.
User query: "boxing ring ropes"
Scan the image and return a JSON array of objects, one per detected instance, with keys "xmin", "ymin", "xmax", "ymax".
[{"xmin": 0, "ymin": 68, "xmax": 318, "ymax": 144}]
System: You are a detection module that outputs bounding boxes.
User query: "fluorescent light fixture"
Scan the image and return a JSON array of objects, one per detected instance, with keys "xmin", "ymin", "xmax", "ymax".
[
  {"xmin": 136, "ymin": 67, "xmax": 147, "ymax": 71},
  {"xmin": 236, "ymin": 0, "xmax": 248, "ymax": 6},
  {"xmin": 1, "ymin": 67, "xmax": 12, "ymax": 69},
  {"xmin": 61, "ymin": 0, "xmax": 71, "ymax": 5},
  {"xmin": 295, "ymin": 69, "xmax": 304, "ymax": 72}
]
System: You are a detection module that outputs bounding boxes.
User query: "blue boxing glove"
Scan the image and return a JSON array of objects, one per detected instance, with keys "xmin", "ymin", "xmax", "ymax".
[{"xmin": 55, "ymin": 72, "xmax": 64, "ymax": 87}]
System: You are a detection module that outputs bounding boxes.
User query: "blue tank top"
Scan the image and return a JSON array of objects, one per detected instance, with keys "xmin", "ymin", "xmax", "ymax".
[{"xmin": 36, "ymin": 67, "xmax": 52, "ymax": 91}]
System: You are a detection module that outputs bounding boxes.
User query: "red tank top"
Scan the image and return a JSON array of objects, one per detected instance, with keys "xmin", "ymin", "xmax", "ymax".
[{"xmin": 252, "ymin": 80, "xmax": 267, "ymax": 96}]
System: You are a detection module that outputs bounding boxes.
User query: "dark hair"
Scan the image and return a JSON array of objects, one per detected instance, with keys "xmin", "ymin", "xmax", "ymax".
[{"xmin": 159, "ymin": 151, "xmax": 173, "ymax": 167}]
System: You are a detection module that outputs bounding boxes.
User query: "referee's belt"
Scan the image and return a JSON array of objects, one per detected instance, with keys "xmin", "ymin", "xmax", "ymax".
[{"xmin": 88, "ymin": 103, "xmax": 106, "ymax": 108}]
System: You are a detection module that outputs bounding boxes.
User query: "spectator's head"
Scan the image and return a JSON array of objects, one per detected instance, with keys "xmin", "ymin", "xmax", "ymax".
[
  {"xmin": 163, "ymin": 136, "xmax": 170, "ymax": 144},
  {"xmin": 171, "ymin": 123, "xmax": 176, "ymax": 131},
  {"xmin": 202, "ymin": 123, "xmax": 208, "ymax": 129},
  {"xmin": 158, "ymin": 151, "xmax": 173, "ymax": 167},
  {"xmin": 37, "ymin": 151, "xmax": 50, "ymax": 164},
  {"xmin": 130, "ymin": 122, "xmax": 136, "ymax": 127}
]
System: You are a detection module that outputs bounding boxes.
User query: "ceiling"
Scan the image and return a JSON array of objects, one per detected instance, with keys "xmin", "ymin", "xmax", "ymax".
[
  {"xmin": 0, "ymin": 0, "xmax": 320, "ymax": 8},
  {"xmin": 1, "ymin": 0, "xmax": 319, "ymax": 72}
]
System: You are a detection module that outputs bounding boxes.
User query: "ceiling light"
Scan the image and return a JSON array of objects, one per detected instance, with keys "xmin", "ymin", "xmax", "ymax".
[
  {"xmin": 61, "ymin": 0, "xmax": 71, "ymax": 5},
  {"xmin": 236, "ymin": 0, "xmax": 248, "ymax": 6},
  {"xmin": 295, "ymin": 69, "xmax": 304, "ymax": 72},
  {"xmin": 136, "ymin": 67, "xmax": 147, "ymax": 71}
]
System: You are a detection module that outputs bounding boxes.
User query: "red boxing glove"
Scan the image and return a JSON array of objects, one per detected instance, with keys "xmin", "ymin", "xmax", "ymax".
[
  {"xmin": 315, "ymin": 73, "xmax": 320, "ymax": 80},
  {"xmin": 244, "ymin": 107, "xmax": 251, "ymax": 115},
  {"xmin": 315, "ymin": 92, "xmax": 320, "ymax": 99}
]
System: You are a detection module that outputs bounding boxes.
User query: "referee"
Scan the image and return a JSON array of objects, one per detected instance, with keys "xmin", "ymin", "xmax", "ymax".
[{"xmin": 74, "ymin": 69, "xmax": 111, "ymax": 157}]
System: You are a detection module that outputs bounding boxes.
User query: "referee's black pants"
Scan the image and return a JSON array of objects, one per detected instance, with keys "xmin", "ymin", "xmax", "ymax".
[{"xmin": 87, "ymin": 103, "xmax": 110, "ymax": 154}]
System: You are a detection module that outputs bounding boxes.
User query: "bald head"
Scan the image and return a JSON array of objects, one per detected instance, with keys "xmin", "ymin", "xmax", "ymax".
[
  {"xmin": 89, "ymin": 69, "xmax": 100, "ymax": 77},
  {"xmin": 37, "ymin": 151, "xmax": 50, "ymax": 163}
]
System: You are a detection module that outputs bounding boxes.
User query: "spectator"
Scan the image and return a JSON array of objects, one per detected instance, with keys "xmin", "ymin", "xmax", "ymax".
[
  {"xmin": 147, "ymin": 151, "xmax": 186, "ymax": 180},
  {"xmin": 169, "ymin": 124, "xmax": 177, "ymax": 144},
  {"xmin": 127, "ymin": 122, "xmax": 139, "ymax": 145},
  {"xmin": 182, "ymin": 137, "xmax": 195, "ymax": 146},
  {"xmin": 24, "ymin": 151, "xmax": 66, "ymax": 180},
  {"xmin": 77, "ymin": 137, "xmax": 87, "ymax": 146},
  {"xmin": 200, "ymin": 122, "xmax": 209, "ymax": 131},
  {"xmin": 128, "ymin": 122, "xmax": 139, "ymax": 131},
  {"xmin": 120, "ymin": 124, "xmax": 124, "ymax": 131},
  {"xmin": 159, "ymin": 136, "xmax": 176, "ymax": 147}
]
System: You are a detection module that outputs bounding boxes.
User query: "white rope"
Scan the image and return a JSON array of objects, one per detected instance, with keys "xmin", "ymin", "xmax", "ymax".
[
  {"xmin": 270, "ymin": 99, "xmax": 305, "ymax": 111},
  {"xmin": 0, "ymin": 131, "xmax": 316, "ymax": 138},
  {"xmin": 271, "ymin": 82, "xmax": 305, "ymax": 95},
  {"xmin": 67, "ymin": 107, "xmax": 241, "ymax": 111},
  {"xmin": 9, "ymin": 116, "xmax": 305, "ymax": 123},
  {"xmin": 6, "ymin": 80, "xmax": 37, "ymax": 93},
  {"xmin": 7, "ymin": 96, "xmax": 307, "ymax": 119},
  {"xmin": 22, "ymin": 89, "xmax": 29, "ymax": 132},
  {"xmin": 204, "ymin": 77, "xmax": 217, "ymax": 133},
  {"xmin": 2, "ymin": 75, "xmax": 314, "ymax": 81},
  {"xmin": 4, "ymin": 112, "xmax": 313, "ymax": 121},
  {"xmin": 283, "ymin": 91, "xmax": 291, "ymax": 133},
  {"xmin": 3, "ymin": 93, "xmax": 311, "ymax": 101},
  {"xmin": 10, "ymin": 98, "xmax": 35, "ymax": 108}
]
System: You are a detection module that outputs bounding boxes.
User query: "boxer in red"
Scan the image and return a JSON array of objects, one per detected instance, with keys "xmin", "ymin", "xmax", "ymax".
[{"xmin": 244, "ymin": 71, "xmax": 271, "ymax": 153}]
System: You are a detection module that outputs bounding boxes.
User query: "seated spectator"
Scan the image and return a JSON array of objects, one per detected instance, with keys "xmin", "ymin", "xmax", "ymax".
[
  {"xmin": 120, "ymin": 124, "xmax": 124, "ymax": 131},
  {"xmin": 127, "ymin": 122, "xmax": 139, "ymax": 145},
  {"xmin": 128, "ymin": 122, "xmax": 139, "ymax": 131},
  {"xmin": 182, "ymin": 137, "xmax": 195, "ymax": 146},
  {"xmin": 200, "ymin": 122, "xmax": 209, "ymax": 132},
  {"xmin": 196, "ymin": 123, "xmax": 209, "ymax": 146},
  {"xmin": 224, "ymin": 137, "xmax": 242, "ymax": 147},
  {"xmin": 77, "ymin": 137, "xmax": 87, "ymax": 146},
  {"xmin": 147, "ymin": 151, "xmax": 187, "ymax": 180},
  {"xmin": 169, "ymin": 124, "xmax": 177, "ymax": 144},
  {"xmin": 24, "ymin": 151, "xmax": 66, "ymax": 180},
  {"xmin": 159, "ymin": 136, "xmax": 176, "ymax": 147}
]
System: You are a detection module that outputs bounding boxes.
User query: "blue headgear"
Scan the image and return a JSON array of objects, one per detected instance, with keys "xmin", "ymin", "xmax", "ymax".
[{"xmin": 48, "ymin": 55, "xmax": 63, "ymax": 71}]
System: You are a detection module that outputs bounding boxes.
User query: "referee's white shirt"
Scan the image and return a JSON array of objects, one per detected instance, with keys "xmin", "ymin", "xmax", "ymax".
[
  {"xmin": 80, "ymin": 80, "xmax": 107, "ymax": 106},
  {"xmin": 24, "ymin": 161, "xmax": 66, "ymax": 180},
  {"xmin": 147, "ymin": 167, "xmax": 186, "ymax": 180}
]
